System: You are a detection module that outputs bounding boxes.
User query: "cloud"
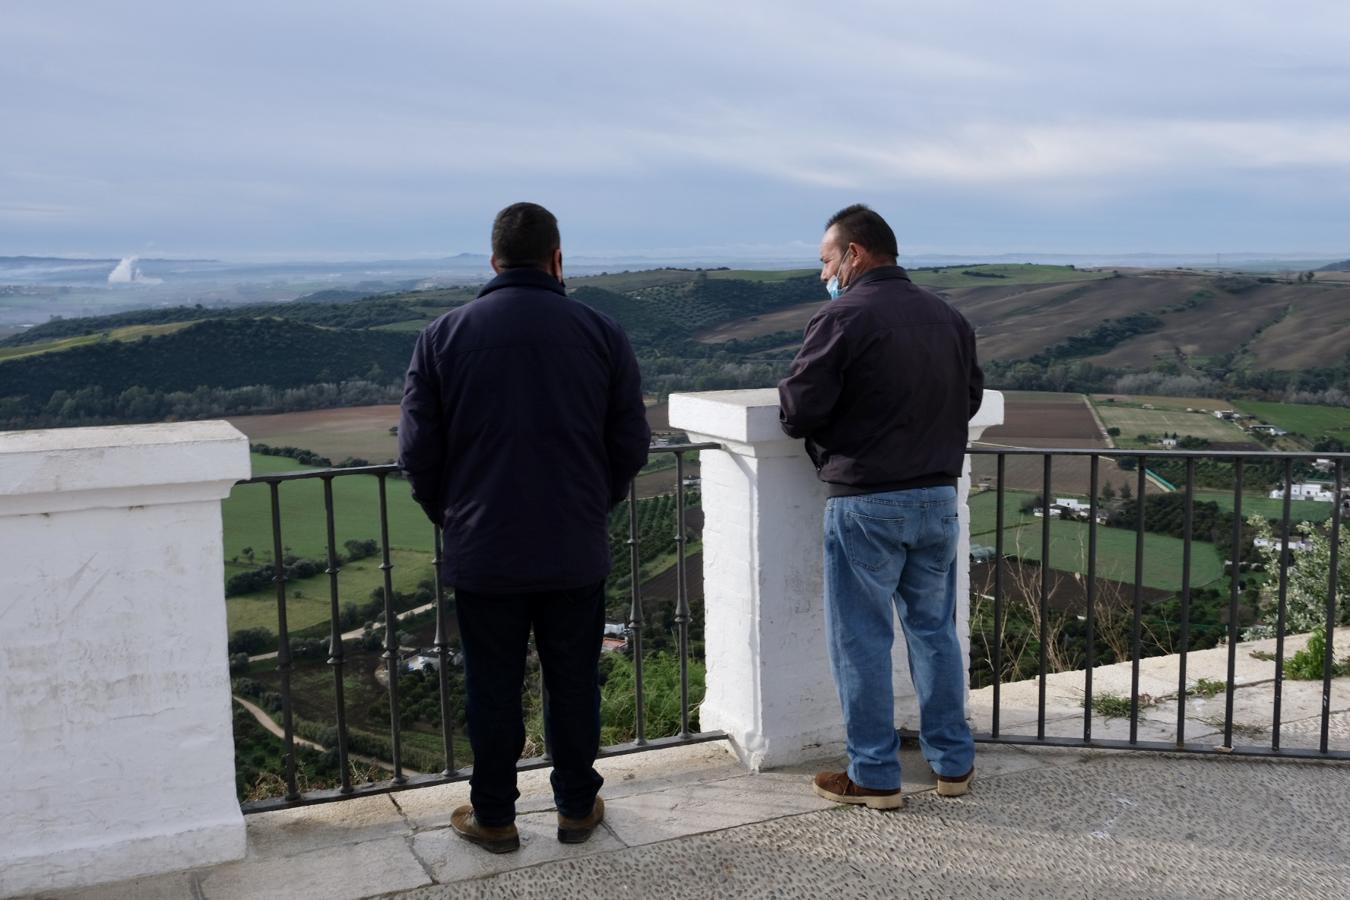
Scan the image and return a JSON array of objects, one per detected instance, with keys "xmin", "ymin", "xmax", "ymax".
[{"xmin": 1, "ymin": 1, "xmax": 1348, "ymax": 256}]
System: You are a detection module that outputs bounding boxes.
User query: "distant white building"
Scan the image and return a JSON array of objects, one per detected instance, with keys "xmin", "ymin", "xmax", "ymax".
[
  {"xmin": 1250, "ymin": 424, "xmax": 1288, "ymax": 436},
  {"xmin": 1033, "ymin": 498, "xmax": 1107, "ymax": 524},
  {"xmin": 1159, "ymin": 437, "xmax": 1178, "ymax": 449},
  {"xmin": 1269, "ymin": 483, "xmax": 1335, "ymax": 502}
]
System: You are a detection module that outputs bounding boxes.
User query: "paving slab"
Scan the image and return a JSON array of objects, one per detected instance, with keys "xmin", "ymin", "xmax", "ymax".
[
  {"xmin": 409, "ymin": 811, "xmax": 625, "ymax": 884},
  {"xmin": 394, "ymin": 741, "xmax": 742, "ymax": 831},
  {"xmin": 603, "ymin": 772, "xmax": 835, "ymax": 846},
  {"xmin": 244, "ymin": 794, "xmax": 409, "ymax": 859},
  {"xmin": 198, "ymin": 835, "xmax": 430, "ymax": 900},
  {"xmin": 396, "ymin": 751, "xmax": 1350, "ymax": 900},
  {"xmin": 23, "ymin": 870, "xmax": 202, "ymax": 900}
]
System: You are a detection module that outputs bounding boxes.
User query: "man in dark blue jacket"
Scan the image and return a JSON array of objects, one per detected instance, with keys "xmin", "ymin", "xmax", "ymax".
[{"xmin": 399, "ymin": 202, "xmax": 649, "ymax": 853}]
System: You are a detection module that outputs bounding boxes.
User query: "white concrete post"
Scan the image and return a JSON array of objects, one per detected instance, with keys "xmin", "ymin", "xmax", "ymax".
[
  {"xmin": 670, "ymin": 389, "xmax": 1004, "ymax": 769},
  {"xmin": 0, "ymin": 422, "xmax": 251, "ymax": 898}
]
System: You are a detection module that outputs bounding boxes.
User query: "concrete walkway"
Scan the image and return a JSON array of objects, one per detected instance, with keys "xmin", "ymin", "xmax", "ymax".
[{"xmin": 39, "ymin": 737, "xmax": 1350, "ymax": 900}]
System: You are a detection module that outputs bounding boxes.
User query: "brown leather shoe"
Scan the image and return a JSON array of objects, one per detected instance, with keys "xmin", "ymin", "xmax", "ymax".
[
  {"xmin": 936, "ymin": 768, "xmax": 974, "ymax": 797},
  {"xmin": 557, "ymin": 796, "xmax": 605, "ymax": 843},
  {"xmin": 812, "ymin": 771, "xmax": 904, "ymax": 810},
  {"xmin": 450, "ymin": 805, "xmax": 520, "ymax": 853}
]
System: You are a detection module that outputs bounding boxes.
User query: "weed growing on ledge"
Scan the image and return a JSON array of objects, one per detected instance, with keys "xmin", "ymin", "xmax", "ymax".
[
  {"xmin": 1085, "ymin": 691, "xmax": 1155, "ymax": 719},
  {"xmin": 1188, "ymin": 678, "xmax": 1227, "ymax": 698}
]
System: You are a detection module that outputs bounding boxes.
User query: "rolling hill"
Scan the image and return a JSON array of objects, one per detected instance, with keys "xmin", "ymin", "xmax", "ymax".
[{"xmin": 3, "ymin": 265, "xmax": 1349, "ymax": 431}]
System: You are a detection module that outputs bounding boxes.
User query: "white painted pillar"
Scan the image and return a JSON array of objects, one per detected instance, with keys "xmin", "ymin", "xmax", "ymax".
[
  {"xmin": 670, "ymin": 388, "xmax": 1004, "ymax": 769},
  {"xmin": 0, "ymin": 422, "xmax": 251, "ymax": 898}
]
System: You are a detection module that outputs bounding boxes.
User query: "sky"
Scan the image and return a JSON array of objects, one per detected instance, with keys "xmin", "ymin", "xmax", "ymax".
[{"xmin": 2, "ymin": 1, "xmax": 1349, "ymax": 261}]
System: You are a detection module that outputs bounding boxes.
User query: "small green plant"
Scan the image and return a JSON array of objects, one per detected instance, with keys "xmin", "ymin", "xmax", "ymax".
[
  {"xmin": 1188, "ymin": 678, "xmax": 1226, "ymax": 698},
  {"xmin": 1284, "ymin": 627, "xmax": 1350, "ymax": 681},
  {"xmin": 1085, "ymin": 691, "xmax": 1153, "ymax": 719}
]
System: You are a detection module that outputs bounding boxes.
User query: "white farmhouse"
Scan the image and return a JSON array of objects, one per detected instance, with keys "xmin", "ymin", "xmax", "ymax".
[{"xmin": 1268, "ymin": 483, "xmax": 1335, "ymax": 502}]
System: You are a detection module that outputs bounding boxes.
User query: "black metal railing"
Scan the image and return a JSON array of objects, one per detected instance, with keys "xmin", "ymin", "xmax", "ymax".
[
  {"xmin": 933, "ymin": 447, "xmax": 1350, "ymax": 761},
  {"xmin": 232, "ymin": 443, "xmax": 721, "ymax": 813}
]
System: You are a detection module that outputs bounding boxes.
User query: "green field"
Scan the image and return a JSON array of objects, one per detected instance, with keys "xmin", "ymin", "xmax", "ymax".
[
  {"xmin": 1233, "ymin": 399, "xmax": 1350, "ymax": 444},
  {"xmin": 706, "ymin": 268, "xmax": 817, "ymax": 282},
  {"xmin": 225, "ymin": 548, "xmax": 435, "ymax": 636},
  {"xmin": 910, "ymin": 263, "xmax": 1108, "ymax": 290},
  {"xmin": 222, "ymin": 454, "xmax": 434, "ymax": 563},
  {"xmin": 371, "ymin": 318, "xmax": 435, "ymax": 333},
  {"xmin": 0, "ymin": 321, "xmax": 192, "ymax": 361},
  {"xmin": 1194, "ymin": 489, "xmax": 1338, "ymax": 523},
  {"xmin": 1091, "ymin": 400, "xmax": 1251, "ymax": 446},
  {"xmin": 1091, "ymin": 393, "xmax": 1232, "ymax": 412},
  {"xmin": 969, "ymin": 489, "xmax": 1224, "ymax": 591}
]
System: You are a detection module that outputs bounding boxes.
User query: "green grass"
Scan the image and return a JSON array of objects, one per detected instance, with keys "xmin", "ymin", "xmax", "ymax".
[
  {"xmin": 1193, "ymin": 489, "xmax": 1334, "ymax": 523},
  {"xmin": 225, "ymin": 548, "xmax": 435, "ymax": 636},
  {"xmin": 0, "ymin": 321, "xmax": 192, "ymax": 361},
  {"xmin": 223, "ymin": 454, "xmax": 434, "ymax": 563},
  {"xmin": 1232, "ymin": 399, "xmax": 1350, "ymax": 444},
  {"xmin": 969, "ymin": 487, "xmax": 1225, "ymax": 591},
  {"xmin": 1092, "ymin": 403, "xmax": 1251, "ymax": 446},
  {"xmin": 371, "ymin": 318, "xmax": 436, "ymax": 333},
  {"xmin": 910, "ymin": 263, "xmax": 1108, "ymax": 290}
]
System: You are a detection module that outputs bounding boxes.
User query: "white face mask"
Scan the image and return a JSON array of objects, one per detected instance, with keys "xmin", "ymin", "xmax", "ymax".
[{"xmin": 826, "ymin": 247, "xmax": 854, "ymax": 300}]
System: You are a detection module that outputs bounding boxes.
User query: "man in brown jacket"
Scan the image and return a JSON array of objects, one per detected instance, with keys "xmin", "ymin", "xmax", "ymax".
[{"xmin": 779, "ymin": 204, "xmax": 983, "ymax": 810}]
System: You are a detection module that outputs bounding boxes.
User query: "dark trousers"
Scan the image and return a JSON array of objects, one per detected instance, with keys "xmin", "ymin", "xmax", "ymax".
[{"xmin": 455, "ymin": 580, "xmax": 606, "ymax": 826}]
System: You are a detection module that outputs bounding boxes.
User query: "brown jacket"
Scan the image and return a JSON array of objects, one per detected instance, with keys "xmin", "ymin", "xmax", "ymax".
[{"xmin": 778, "ymin": 266, "xmax": 983, "ymax": 496}]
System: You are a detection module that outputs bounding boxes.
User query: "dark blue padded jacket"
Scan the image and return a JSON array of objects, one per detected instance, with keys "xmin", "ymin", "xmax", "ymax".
[{"xmin": 398, "ymin": 268, "xmax": 650, "ymax": 592}]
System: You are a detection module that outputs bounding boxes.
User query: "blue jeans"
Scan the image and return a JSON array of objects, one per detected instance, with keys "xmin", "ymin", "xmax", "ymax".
[{"xmin": 823, "ymin": 485, "xmax": 974, "ymax": 790}]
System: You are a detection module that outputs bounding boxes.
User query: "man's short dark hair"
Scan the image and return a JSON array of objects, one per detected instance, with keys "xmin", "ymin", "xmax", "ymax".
[
  {"xmin": 825, "ymin": 204, "xmax": 898, "ymax": 261},
  {"xmin": 491, "ymin": 202, "xmax": 560, "ymax": 270}
]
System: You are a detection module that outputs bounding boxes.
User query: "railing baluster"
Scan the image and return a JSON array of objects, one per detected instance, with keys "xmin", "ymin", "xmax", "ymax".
[
  {"xmin": 1130, "ymin": 457, "xmax": 1146, "ymax": 744},
  {"xmin": 377, "ymin": 474, "xmax": 404, "ymax": 782},
  {"xmin": 1038, "ymin": 454, "xmax": 1051, "ymax": 739},
  {"xmin": 322, "ymin": 476, "xmax": 353, "ymax": 793},
  {"xmin": 1085, "ymin": 456, "xmax": 1098, "ymax": 743},
  {"xmin": 1273, "ymin": 460, "xmax": 1292, "ymax": 750},
  {"xmin": 1224, "ymin": 460, "xmax": 1244, "ymax": 750},
  {"xmin": 674, "ymin": 453, "xmax": 692, "ymax": 739},
  {"xmin": 1177, "ymin": 458, "xmax": 1195, "ymax": 746},
  {"xmin": 1320, "ymin": 461, "xmax": 1343, "ymax": 755},
  {"xmin": 432, "ymin": 525, "xmax": 456, "ymax": 774},
  {"xmin": 268, "ymin": 482, "xmax": 300, "ymax": 801},
  {"xmin": 993, "ymin": 454, "xmax": 1005, "ymax": 738},
  {"xmin": 627, "ymin": 482, "xmax": 647, "ymax": 745}
]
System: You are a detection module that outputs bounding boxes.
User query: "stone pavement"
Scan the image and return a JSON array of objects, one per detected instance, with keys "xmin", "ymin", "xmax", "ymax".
[{"xmin": 34, "ymin": 737, "xmax": 1350, "ymax": 900}]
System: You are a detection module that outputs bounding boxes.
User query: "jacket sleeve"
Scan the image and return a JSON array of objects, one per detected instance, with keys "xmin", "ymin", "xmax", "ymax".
[
  {"xmin": 397, "ymin": 329, "xmax": 446, "ymax": 525},
  {"xmin": 605, "ymin": 326, "xmax": 651, "ymax": 507},
  {"xmin": 965, "ymin": 321, "xmax": 985, "ymax": 421},
  {"xmin": 778, "ymin": 310, "xmax": 849, "ymax": 439}
]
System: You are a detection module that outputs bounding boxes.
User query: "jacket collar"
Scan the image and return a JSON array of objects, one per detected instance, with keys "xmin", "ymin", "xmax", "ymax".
[
  {"xmin": 477, "ymin": 267, "xmax": 567, "ymax": 299},
  {"xmin": 847, "ymin": 265, "xmax": 911, "ymax": 292}
]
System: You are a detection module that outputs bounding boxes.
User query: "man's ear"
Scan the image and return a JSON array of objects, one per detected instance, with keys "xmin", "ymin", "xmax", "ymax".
[
  {"xmin": 490, "ymin": 254, "xmax": 502, "ymax": 275},
  {"xmin": 553, "ymin": 248, "xmax": 564, "ymax": 282}
]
